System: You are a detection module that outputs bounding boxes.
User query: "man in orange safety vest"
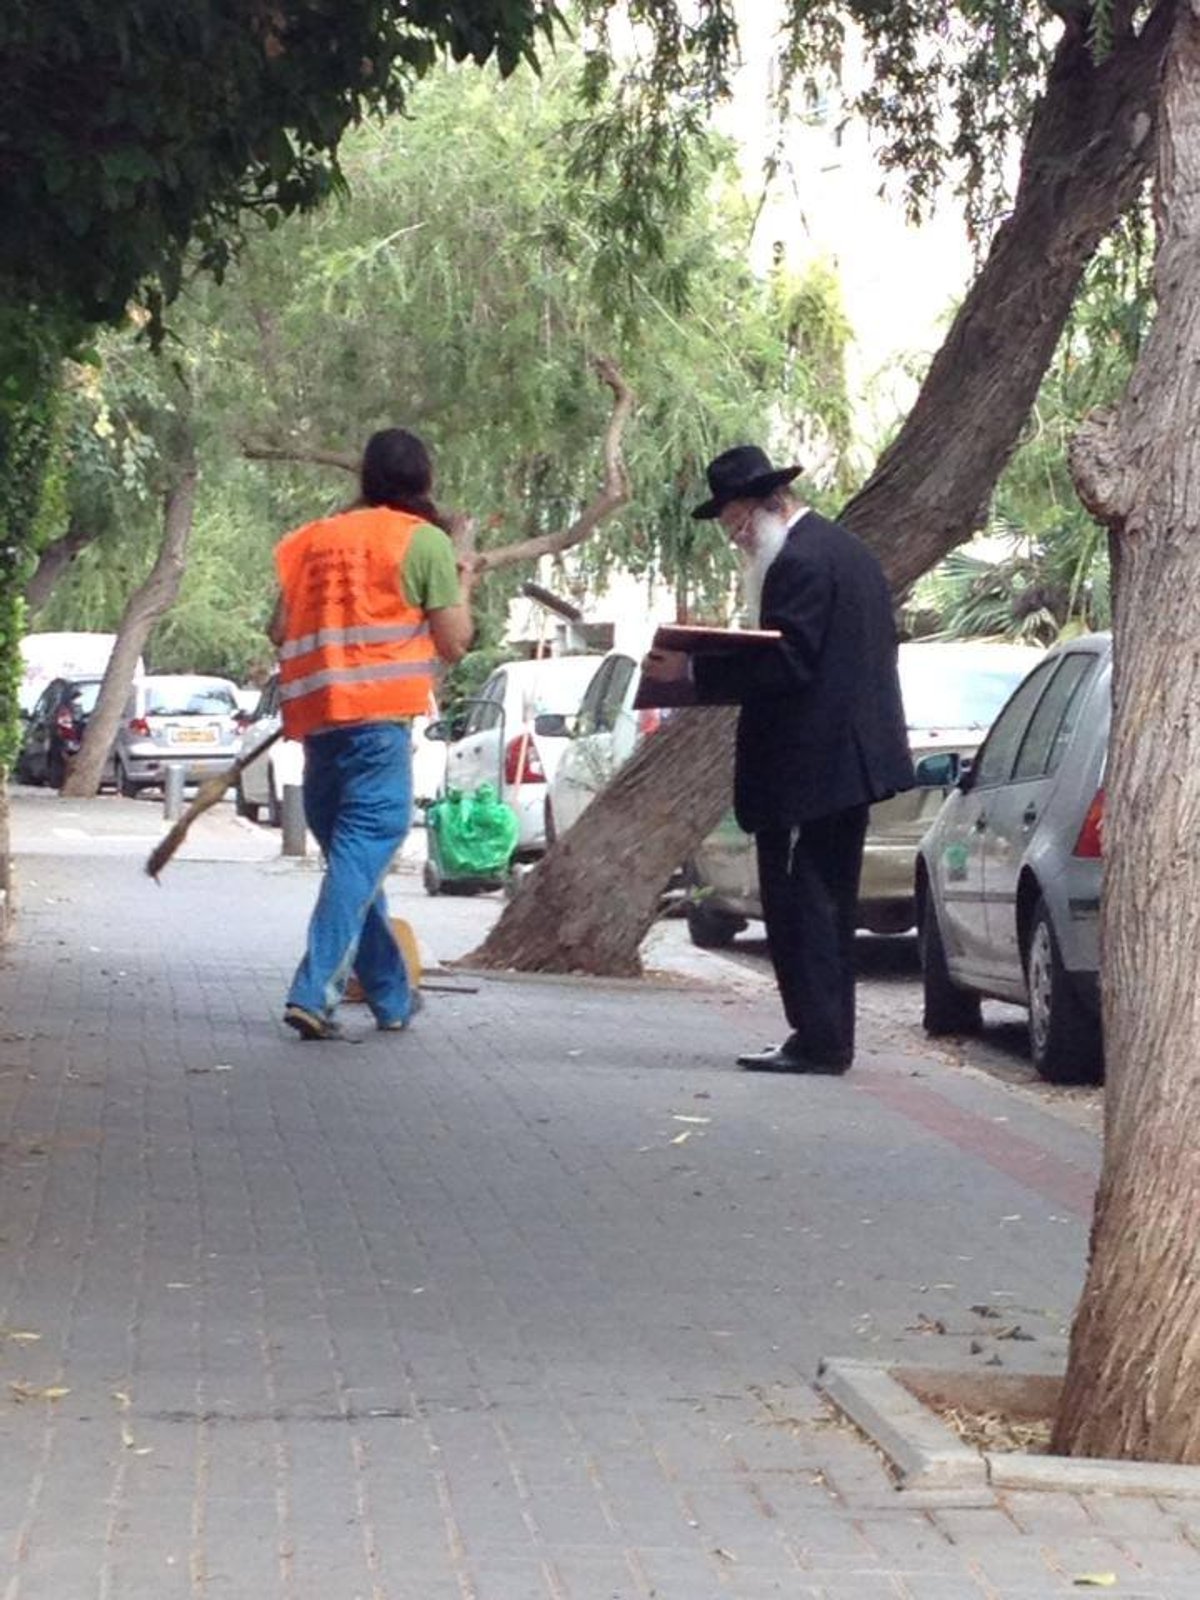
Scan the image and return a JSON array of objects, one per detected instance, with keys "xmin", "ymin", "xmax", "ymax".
[{"xmin": 269, "ymin": 428, "xmax": 475, "ymax": 1041}]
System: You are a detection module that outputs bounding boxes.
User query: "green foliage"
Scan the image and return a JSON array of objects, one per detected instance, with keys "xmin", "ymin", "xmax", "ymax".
[
  {"xmin": 1, "ymin": 1, "xmax": 566, "ymax": 339},
  {"xmin": 0, "ymin": 357, "xmax": 63, "ymax": 767},
  {"xmin": 121, "ymin": 61, "xmax": 848, "ymax": 671},
  {"xmin": 908, "ymin": 216, "xmax": 1151, "ymax": 644}
]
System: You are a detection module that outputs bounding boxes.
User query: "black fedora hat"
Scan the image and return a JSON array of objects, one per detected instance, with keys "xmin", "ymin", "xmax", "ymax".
[{"xmin": 691, "ymin": 444, "xmax": 802, "ymax": 521}]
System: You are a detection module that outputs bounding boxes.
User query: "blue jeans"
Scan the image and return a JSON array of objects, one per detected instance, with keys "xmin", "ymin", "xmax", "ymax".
[{"xmin": 286, "ymin": 721, "xmax": 414, "ymax": 1026}]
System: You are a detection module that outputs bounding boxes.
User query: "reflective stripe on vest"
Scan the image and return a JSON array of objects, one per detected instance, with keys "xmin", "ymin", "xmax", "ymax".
[
  {"xmin": 279, "ymin": 620, "xmax": 430, "ymax": 664},
  {"xmin": 274, "ymin": 507, "xmax": 438, "ymax": 739},
  {"xmin": 278, "ymin": 657, "xmax": 433, "ymax": 702}
]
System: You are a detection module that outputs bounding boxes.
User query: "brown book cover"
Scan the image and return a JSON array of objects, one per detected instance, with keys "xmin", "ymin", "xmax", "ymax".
[
  {"xmin": 650, "ymin": 624, "xmax": 782, "ymax": 653},
  {"xmin": 632, "ymin": 624, "xmax": 782, "ymax": 709}
]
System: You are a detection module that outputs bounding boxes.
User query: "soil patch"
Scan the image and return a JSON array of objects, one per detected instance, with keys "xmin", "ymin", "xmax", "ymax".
[{"xmin": 897, "ymin": 1367, "xmax": 1061, "ymax": 1456}]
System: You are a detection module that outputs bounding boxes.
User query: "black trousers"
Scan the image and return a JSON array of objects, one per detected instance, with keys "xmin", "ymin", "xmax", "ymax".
[{"xmin": 755, "ymin": 804, "xmax": 870, "ymax": 1065}]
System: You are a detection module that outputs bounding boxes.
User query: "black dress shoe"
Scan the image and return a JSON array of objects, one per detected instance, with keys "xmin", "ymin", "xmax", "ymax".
[{"xmin": 737, "ymin": 1043, "xmax": 850, "ymax": 1074}]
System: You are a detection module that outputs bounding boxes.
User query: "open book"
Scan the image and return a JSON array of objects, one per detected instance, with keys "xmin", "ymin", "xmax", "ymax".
[{"xmin": 632, "ymin": 623, "xmax": 783, "ymax": 709}]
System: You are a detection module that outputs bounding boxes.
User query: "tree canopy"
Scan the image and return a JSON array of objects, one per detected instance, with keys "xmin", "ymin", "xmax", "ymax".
[{"xmin": 34, "ymin": 58, "xmax": 852, "ymax": 684}]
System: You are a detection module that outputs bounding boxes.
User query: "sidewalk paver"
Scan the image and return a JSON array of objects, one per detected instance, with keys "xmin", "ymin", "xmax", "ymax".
[{"xmin": 0, "ymin": 796, "xmax": 1196, "ymax": 1597}]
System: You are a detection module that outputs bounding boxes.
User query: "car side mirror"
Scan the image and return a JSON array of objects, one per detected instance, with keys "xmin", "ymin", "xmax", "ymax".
[
  {"xmin": 423, "ymin": 719, "xmax": 451, "ymax": 742},
  {"xmin": 913, "ymin": 751, "xmax": 959, "ymax": 789},
  {"xmin": 956, "ymin": 757, "xmax": 976, "ymax": 793},
  {"xmin": 533, "ymin": 712, "xmax": 572, "ymax": 738}
]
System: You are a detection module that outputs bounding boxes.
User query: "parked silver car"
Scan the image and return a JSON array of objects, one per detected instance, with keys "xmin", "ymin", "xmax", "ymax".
[
  {"xmin": 685, "ymin": 640, "xmax": 1045, "ymax": 947},
  {"xmin": 113, "ymin": 674, "xmax": 242, "ymax": 796},
  {"xmin": 916, "ymin": 633, "xmax": 1110, "ymax": 1084}
]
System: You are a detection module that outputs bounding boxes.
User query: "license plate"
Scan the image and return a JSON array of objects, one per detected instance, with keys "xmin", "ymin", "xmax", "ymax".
[{"xmin": 171, "ymin": 726, "xmax": 217, "ymax": 745}]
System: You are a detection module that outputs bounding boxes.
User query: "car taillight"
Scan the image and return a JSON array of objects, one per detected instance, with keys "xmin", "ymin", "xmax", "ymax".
[
  {"xmin": 636, "ymin": 708, "xmax": 662, "ymax": 737},
  {"xmin": 1074, "ymin": 788, "xmax": 1105, "ymax": 858},
  {"xmin": 55, "ymin": 707, "xmax": 76, "ymax": 734},
  {"xmin": 127, "ymin": 717, "xmax": 151, "ymax": 737},
  {"xmin": 505, "ymin": 735, "xmax": 546, "ymax": 785}
]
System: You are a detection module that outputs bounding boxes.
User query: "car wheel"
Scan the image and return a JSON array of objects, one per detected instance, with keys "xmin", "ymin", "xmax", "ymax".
[
  {"xmin": 266, "ymin": 772, "xmax": 282, "ymax": 828},
  {"xmin": 235, "ymin": 779, "xmax": 260, "ymax": 823},
  {"xmin": 118, "ymin": 759, "xmax": 138, "ymax": 799},
  {"xmin": 919, "ymin": 892, "xmax": 982, "ymax": 1035},
  {"xmin": 423, "ymin": 857, "xmax": 442, "ymax": 897},
  {"xmin": 1025, "ymin": 898, "xmax": 1103, "ymax": 1084},
  {"xmin": 685, "ymin": 898, "xmax": 746, "ymax": 950},
  {"xmin": 46, "ymin": 745, "xmax": 67, "ymax": 790}
]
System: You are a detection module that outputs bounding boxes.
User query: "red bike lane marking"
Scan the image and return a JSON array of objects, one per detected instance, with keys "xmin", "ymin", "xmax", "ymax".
[{"xmin": 853, "ymin": 1068, "xmax": 1097, "ymax": 1219}]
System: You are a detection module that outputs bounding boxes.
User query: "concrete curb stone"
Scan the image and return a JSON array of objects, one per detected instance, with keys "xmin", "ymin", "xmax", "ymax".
[{"xmin": 819, "ymin": 1356, "xmax": 1200, "ymax": 1501}]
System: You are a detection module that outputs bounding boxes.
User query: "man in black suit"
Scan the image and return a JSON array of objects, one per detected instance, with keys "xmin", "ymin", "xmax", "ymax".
[{"xmin": 643, "ymin": 446, "xmax": 913, "ymax": 1073}]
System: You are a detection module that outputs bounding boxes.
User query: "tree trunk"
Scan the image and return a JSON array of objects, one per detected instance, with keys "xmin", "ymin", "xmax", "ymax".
[
  {"xmin": 840, "ymin": 6, "xmax": 1169, "ymax": 581},
  {"xmin": 60, "ymin": 441, "xmax": 198, "ymax": 798},
  {"xmin": 1053, "ymin": 1, "xmax": 1200, "ymax": 1465},
  {"xmin": 470, "ymin": 10, "xmax": 1173, "ymax": 977},
  {"xmin": 471, "ymin": 705, "xmax": 736, "ymax": 973},
  {"xmin": 24, "ymin": 516, "xmax": 97, "ymax": 615}
]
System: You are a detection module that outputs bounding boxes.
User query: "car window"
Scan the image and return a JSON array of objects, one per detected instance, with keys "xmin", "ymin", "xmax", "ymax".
[
  {"xmin": 463, "ymin": 673, "xmax": 505, "ymax": 736},
  {"xmin": 1011, "ymin": 654, "xmax": 1099, "ymax": 782},
  {"xmin": 900, "ymin": 653, "xmax": 1041, "ymax": 731},
  {"xmin": 576, "ymin": 661, "xmax": 614, "ymax": 736},
  {"xmin": 33, "ymin": 683, "xmax": 59, "ymax": 718},
  {"xmin": 70, "ymin": 681, "xmax": 102, "ymax": 716},
  {"xmin": 145, "ymin": 682, "xmax": 237, "ymax": 716},
  {"xmin": 971, "ymin": 659, "xmax": 1058, "ymax": 788},
  {"xmin": 522, "ymin": 660, "xmax": 604, "ymax": 718},
  {"xmin": 597, "ymin": 657, "xmax": 635, "ymax": 732}
]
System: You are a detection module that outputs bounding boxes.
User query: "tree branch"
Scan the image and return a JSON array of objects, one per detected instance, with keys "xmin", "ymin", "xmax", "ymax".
[
  {"xmin": 24, "ymin": 515, "xmax": 98, "ymax": 614},
  {"xmin": 242, "ymin": 439, "xmax": 359, "ymax": 473},
  {"xmin": 471, "ymin": 357, "xmax": 633, "ymax": 574}
]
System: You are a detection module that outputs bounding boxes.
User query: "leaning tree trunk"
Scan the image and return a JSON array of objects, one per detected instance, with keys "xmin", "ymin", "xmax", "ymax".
[
  {"xmin": 61, "ymin": 440, "xmax": 198, "ymax": 797},
  {"xmin": 1053, "ymin": 2, "xmax": 1200, "ymax": 1465},
  {"xmin": 473, "ymin": 706, "xmax": 736, "ymax": 974},
  {"xmin": 470, "ymin": 10, "xmax": 1173, "ymax": 976}
]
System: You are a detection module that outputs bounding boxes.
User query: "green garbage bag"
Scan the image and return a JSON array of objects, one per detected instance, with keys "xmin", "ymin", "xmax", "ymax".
[{"xmin": 427, "ymin": 784, "xmax": 519, "ymax": 877}]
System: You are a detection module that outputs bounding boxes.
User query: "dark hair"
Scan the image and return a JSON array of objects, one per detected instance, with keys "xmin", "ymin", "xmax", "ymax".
[{"xmin": 360, "ymin": 428, "xmax": 451, "ymax": 534}]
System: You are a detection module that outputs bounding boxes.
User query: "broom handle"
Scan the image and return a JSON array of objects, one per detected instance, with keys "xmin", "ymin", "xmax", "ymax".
[{"xmin": 227, "ymin": 723, "xmax": 285, "ymax": 784}]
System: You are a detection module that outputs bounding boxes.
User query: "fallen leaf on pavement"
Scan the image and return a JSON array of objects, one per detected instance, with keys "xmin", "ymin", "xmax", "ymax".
[
  {"xmin": 0, "ymin": 1329, "xmax": 42, "ymax": 1343},
  {"xmin": 994, "ymin": 1325, "xmax": 1035, "ymax": 1341},
  {"xmin": 1073, "ymin": 1576, "xmax": 1117, "ymax": 1589},
  {"xmin": 672, "ymin": 1115, "xmax": 711, "ymax": 1125},
  {"xmin": 970, "ymin": 1304, "xmax": 1001, "ymax": 1319},
  {"xmin": 713, "ymin": 1547, "xmax": 737, "ymax": 1563},
  {"xmin": 9, "ymin": 1383, "xmax": 70, "ymax": 1402},
  {"xmin": 908, "ymin": 1314, "xmax": 947, "ymax": 1335},
  {"xmin": 670, "ymin": 1130, "xmax": 694, "ymax": 1146}
]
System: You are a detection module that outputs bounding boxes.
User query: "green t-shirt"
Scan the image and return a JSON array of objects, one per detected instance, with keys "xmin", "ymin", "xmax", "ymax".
[{"xmin": 402, "ymin": 522, "xmax": 461, "ymax": 612}]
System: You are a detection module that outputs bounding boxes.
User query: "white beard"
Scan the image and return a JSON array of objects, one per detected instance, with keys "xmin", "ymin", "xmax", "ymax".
[{"xmin": 740, "ymin": 510, "xmax": 790, "ymax": 626}]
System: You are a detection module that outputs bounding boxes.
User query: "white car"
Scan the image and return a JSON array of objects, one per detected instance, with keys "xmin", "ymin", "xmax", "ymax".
[
  {"xmin": 237, "ymin": 675, "xmax": 442, "ymax": 826},
  {"xmin": 236, "ymin": 675, "xmax": 303, "ymax": 825},
  {"xmin": 431, "ymin": 655, "xmax": 604, "ymax": 856},
  {"xmin": 546, "ymin": 649, "xmax": 665, "ymax": 840}
]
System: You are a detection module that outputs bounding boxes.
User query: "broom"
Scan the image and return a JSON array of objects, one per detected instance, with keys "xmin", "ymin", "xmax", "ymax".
[{"xmin": 146, "ymin": 727, "xmax": 285, "ymax": 880}]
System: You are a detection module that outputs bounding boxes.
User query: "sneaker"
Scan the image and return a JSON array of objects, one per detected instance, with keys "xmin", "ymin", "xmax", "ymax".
[
  {"xmin": 283, "ymin": 1003, "xmax": 346, "ymax": 1042},
  {"xmin": 375, "ymin": 990, "xmax": 424, "ymax": 1032}
]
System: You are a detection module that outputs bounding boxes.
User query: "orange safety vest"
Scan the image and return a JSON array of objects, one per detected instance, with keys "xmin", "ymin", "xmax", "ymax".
[{"xmin": 275, "ymin": 507, "xmax": 439, "ymax": 740}]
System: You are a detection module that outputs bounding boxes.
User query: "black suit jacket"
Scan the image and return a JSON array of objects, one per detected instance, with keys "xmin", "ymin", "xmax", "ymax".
[{"xmin": 693, "ymin": 511, "xmax": 914, "ymax": 832}]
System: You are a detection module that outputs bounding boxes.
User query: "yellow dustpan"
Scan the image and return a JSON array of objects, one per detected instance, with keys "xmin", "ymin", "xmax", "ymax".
[{"xmin": 344, "ymin": 917, "xmax": 422, "ymax": 1003}]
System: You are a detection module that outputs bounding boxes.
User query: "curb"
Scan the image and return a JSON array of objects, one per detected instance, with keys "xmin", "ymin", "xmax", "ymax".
[
  {"xmin": 818, "ymin": 1357, "xmax": 1200, "ymax": 1499},
  {"xmin": 817, "ymin": 1358, "xmax": 986, "ymax": 1491},
  {"xmin": 988, "ymin": 1450, "xmax": 1200, "ymax": 1498}
]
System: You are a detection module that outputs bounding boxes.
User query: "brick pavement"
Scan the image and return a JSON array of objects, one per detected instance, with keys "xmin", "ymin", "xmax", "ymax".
[{"xmin": 1, "ymin": 797, "xmax": 1199, "ymax": 1598}]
